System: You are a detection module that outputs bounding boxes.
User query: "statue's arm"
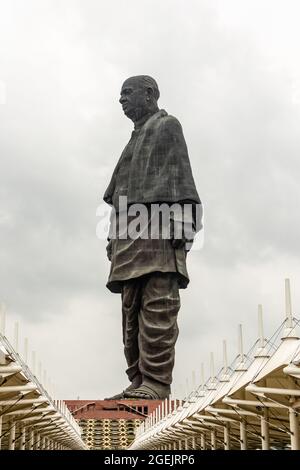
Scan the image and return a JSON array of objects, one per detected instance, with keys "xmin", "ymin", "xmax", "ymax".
[
  {"xmin": 170, "ymin": 203, "xmax": 199, "ymax": 251},
  {"xmin": 106, "ymin": 208, "xmax": 116, "ymax": 261},
  {"xmin": 159, "ymin": 116, "xmax": 202, "ymax": 250}
]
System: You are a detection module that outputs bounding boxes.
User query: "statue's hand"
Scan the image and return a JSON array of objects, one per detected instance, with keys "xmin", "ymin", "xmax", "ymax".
[
  {"xmin": 171, "ymin": 238, "xmax": 186, "ymax": 249},
  {"xmin": 170, "ymin": 220, "xmax": 194, "ymax": 251},
  {"xmin": 171, "ymin": 236, "xmax": 194, "ymax": 251},
  {"xmin": 106, "ymin": 240, "xmax": 113, "ymax": 261}
]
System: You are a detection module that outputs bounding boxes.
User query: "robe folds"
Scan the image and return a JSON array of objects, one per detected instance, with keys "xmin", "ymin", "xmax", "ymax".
[
  {"xmin": 103, "ymin": 109, "xmax": 202, "ymax": 293},
  {"xmin": 103, "ymin": 109, "xmax": 201, "ymax": 208}
]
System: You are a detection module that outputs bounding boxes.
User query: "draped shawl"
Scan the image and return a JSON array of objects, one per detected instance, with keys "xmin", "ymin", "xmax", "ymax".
[{"xmin": 103, "ymin": 109, "xmax": 200, "ymax": 206}]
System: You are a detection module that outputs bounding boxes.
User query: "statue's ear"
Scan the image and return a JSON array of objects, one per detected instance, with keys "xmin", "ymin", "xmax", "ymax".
[{"xmin": 146, "ymin": 86, "xmax": 154, "ymax": 98}]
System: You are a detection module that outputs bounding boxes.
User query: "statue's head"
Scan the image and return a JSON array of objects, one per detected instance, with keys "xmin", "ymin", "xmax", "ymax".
[{"xmin": 119, "ymin": 75, "xmax": 160, "ymax": 122}]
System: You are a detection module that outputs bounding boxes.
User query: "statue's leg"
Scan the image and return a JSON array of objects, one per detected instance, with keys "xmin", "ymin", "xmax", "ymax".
[
  {"xmin": 105, "ymin": 278, "xmax": 143, "ymax": 399},
  {"xmin": 125, "ymin": 272, "xmax": 180, "ymax": 399},
  {"xmin": 122, "ymin": 278, "xmax": 143, "ymax": 386}
]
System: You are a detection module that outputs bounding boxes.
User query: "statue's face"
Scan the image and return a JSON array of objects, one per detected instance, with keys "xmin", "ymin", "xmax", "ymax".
[{"xmin": 119, "ymin": 78, "xmax": 149, "ymax": 121}]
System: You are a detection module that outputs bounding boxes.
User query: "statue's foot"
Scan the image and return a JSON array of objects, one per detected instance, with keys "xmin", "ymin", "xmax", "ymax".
[
  {"xmin": 104, "ymin": 390, "xmax": 126, "ymax": 400},
  {"xmin": 124, "ymin": 379, "xmax": 170, "ymax": 400},
  {"xmin": 104, "ymin": 374, "xmax": 142, "ymax": 400}
]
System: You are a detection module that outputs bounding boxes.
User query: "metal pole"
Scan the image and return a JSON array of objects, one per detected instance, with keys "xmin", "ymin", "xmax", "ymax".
[
  {"xmin": 24, "ymin": 337, "xmax": 29, "ymax": 364},
  {"xmin": 20, "ymin": 425, "xmax": 26, "ymax": 450},
  {"xmin": 211, "ymin": 429, "xmax": 216, "ymax": 450},
  {"xmin": 210, "ymin": 352, "xmax": 215, "ymax": 380},
  {"xmin": 238, "ymin": 324, "xmax": 244, "ymax": 363},
  {"xmin": 31, "ymin": 351, "xmax": 36, "ymax": 375},
  {"xmin": 192, "ymin": 370, "xmax": 196, "ymax": 390},
  {"xmin": 289, "ymin": 408, "xmax": 300, "ymax": 450},
  {"xmin": 201, "ymin": 363, "xmax": 205, "ymax": 389},
  {"xmin": 285, "ymin": 278, "xmax": 293, "ymax": 328},
  {"xmin": 38, "ymin": 362, "xmax": 42, "ymax": 381},
  {"xmin": 29, "ymin": 428, "xmax": 34, "ymax": 450},
  {"xmin": 223, "ymin": 340, "xmax": 228, "ymax": 373},
  {"xmin": 240, "ymin": 419, "xmax": 248, "ymax": 450},
  {"xmin": 185, "ymin": 377, "xmax": 189, "ymax": 398},
  {"xmin": 258, "ymin": 305, "xmax": 265, "ymax": 348},
  {"xmin": 224, "ymin": 423, "xmax": 230, "ymax": 450},
  {"xmin": 261, "ymin": 409, "xmax": 270, "ymax": 450},
  {"xmin": 8, "ymin": 421, "xmax": 16, "ymax": 450},
  {"xmin": 14, "ymin": 322, "xmax": 19, "ymax": 353},
  {"xmin": 35, "ymin": 433, "xmax": 41, "ymax": 450}
]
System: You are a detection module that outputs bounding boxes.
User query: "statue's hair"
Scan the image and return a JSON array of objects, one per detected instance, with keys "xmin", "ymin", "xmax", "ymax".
[{"xmin": 125, "ymin": 75, "xmax": 160, "ymax": 101}]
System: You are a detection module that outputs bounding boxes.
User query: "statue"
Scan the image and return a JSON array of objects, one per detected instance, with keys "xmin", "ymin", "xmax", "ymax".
[{"xmin": 103, "ymin": 76, "xmax": 202, "ymax": 399}]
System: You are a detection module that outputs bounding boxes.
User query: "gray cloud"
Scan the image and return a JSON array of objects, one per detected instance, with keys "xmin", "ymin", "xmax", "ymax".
[{"xmin": 0, "ymin": 0, "xmax": 300, "ymax": 398}]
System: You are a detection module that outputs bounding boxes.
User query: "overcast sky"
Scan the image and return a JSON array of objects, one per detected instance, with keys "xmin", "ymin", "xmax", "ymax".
[{"xmin": 1, "ymin": 0, "xmax": 300, "ymax": 399}]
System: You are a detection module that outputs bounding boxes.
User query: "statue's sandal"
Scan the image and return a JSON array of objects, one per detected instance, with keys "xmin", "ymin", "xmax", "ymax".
[{"xmin": 124, "ymin": 384, "xmax": 165, "ymax": 400}]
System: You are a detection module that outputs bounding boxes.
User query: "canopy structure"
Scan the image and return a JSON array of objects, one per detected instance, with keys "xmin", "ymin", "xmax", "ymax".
[
  {"xmin": 130, "ymin": 279, "xmax": 300, "ymax": 451},
  {"xmin": 0, "ymin": 329, "xmax": 87, "ymax": 450}
]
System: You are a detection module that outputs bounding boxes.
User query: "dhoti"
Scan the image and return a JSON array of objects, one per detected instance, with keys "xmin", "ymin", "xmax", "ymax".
[{"xmin": 121, "ymin": 272, "xmax": 180, "ymax": 385}]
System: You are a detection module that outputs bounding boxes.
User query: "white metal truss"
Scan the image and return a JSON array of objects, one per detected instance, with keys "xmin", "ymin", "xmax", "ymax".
[
  {"xmin": 0, "ymin": 331, "xmax": 87, "ymax": 450},
  {"xmin": 129, "ymin": 279, "xmax": 300, "ymax": 451}
]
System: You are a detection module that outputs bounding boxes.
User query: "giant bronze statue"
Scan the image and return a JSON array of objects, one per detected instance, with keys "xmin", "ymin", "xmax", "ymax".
[{"xmin": 103, "ymin": 76, "xmax": 201, "ymax": 400}]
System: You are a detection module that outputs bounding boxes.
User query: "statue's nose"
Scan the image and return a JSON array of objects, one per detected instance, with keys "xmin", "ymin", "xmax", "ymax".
[{"xmin": 119, "ymin": 96, "xmax": 126, "ymax": 104}]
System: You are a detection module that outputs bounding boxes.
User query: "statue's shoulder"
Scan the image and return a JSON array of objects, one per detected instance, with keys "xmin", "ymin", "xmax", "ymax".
[{"xmin": 154, "ymin": 110, "xmax": 183, "ymax": 133}]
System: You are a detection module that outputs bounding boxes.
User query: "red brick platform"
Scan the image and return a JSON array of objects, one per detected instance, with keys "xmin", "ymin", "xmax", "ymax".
[{"xmin": 65, "ymin": 399, "xmax": 163, "ymax": 449}]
